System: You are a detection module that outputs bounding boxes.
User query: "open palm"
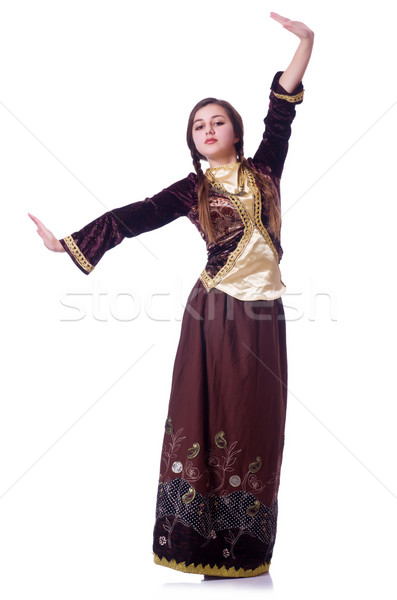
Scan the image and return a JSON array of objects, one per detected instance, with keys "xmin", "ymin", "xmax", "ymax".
[
  {"xmin": 270, "ymin": 12, "xmax": 314, "ymax": 40},
  {"xmin": 28, "ymin": 213, "xmax": 64, "ymax": 252}
]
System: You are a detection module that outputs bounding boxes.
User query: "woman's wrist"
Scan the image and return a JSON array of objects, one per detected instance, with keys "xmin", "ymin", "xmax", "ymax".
[
  {"xmin": 298, "ymin": 33, "xmax": 314, "ymax": 45},
  {"xmin": 54, "ymin": 239, "xmax": 65, "ymax": 252}
]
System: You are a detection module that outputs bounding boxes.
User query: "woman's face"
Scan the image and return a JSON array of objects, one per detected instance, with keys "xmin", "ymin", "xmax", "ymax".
[{"xmin": 192, "ymin": 103, "xmax": 239, "ymax": 167}]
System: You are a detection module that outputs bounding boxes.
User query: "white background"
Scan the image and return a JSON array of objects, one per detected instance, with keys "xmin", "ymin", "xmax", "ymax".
[{"xmin": 1, "ymin": 0, "xmax": 396, "ymax": 598}]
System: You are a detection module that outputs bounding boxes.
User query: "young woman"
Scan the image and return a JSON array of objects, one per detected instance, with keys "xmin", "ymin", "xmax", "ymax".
[{"xmin": 29, "ymin": 12, "xmax": 314, "ymax": 578}]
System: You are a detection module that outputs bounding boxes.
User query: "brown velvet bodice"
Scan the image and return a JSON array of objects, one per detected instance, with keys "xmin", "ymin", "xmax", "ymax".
[{"xmin": 60, "ymin": 71, "xmax": 304, "ymax": 286}]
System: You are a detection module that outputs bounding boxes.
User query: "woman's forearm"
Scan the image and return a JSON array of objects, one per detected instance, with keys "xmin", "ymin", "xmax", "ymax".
[{"xmin": 278, "ymin": 36, "xmax": 314, "ymax": 93}]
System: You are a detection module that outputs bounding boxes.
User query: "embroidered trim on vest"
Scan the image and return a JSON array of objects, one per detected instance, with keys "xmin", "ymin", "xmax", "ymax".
[
  {"xmin": 200, "ymin": 175, "xmax": 253, "ymax": 292},
  {"xmin": 63, "ymin": 235, "xmax": 94, "ymax": 273},
  {"xmin": 207, "ymin": 161, "xmax": 240, "ymax": 171},
  {"xmin": 247, "ymin": 169, "xmax": 279, "ymax": 263},
  {"xmin": 200, "ymin": 168, "xmax": 279, "ymax": 292},
  {"xmin": 272, "ymin": 90, "xmax": 304, "ymax": 103}
]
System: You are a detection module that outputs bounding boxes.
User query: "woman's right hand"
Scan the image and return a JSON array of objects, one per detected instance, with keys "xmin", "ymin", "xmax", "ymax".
[{"xmin": 28, "ymin": 213, "xmax": 65, "ymax": 252}]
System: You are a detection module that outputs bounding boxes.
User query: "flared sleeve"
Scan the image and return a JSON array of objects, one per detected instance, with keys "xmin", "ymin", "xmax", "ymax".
[
  {"xmin": 252, "ymin": 71, "xmax": 304, "ymax": 179},
  {"xmin": 59, "ymin": 173, "xmax": 197, "ymax": 274}
]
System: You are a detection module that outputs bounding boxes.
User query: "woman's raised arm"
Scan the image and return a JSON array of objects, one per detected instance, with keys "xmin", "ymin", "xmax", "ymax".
[{"xmin": 270, "ymin": 12, "xmax": 314, "ymax": 93}]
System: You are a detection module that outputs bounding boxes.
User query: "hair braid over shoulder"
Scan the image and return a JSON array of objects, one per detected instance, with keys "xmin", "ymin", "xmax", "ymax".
[{"xmin": 191, "ymin": 149, "xmax": 217, "ymax": 243}]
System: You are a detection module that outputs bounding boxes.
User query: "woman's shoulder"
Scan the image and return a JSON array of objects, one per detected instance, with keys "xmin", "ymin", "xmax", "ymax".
[
  {"xmin": 157, "ymin": 171, "xmax": 198, "ymax": 209},
  {"xmin": 246, "ymin": 156, "xmax": 272, "ymax": 179},
  {"xmin": 168, "ymin": 171, "xmax": 198, "ymax": 192}
]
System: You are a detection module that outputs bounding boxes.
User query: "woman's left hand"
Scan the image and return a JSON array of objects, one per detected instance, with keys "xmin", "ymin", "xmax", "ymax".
[{"xmin": 270, "ymin": 12, "xmax": 314, "ymax": 41}]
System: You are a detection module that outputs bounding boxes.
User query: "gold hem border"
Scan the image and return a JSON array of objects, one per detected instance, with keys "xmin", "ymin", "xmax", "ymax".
[
  {"xmin": 153, "ymin": 553, "xmax": 270, "ymax": 578},
  {"xmin": 62, "ymin": 235, "xmax": 94, "ymax": 273},
  {"xmin": 272, "ymin": 90, "xmax": 304, "ymax": 103}
]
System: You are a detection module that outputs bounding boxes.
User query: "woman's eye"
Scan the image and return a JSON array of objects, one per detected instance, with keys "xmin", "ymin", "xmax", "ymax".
[{"xmin": 194, "ymin": 121, "xmax": 224, "ymax": 131}]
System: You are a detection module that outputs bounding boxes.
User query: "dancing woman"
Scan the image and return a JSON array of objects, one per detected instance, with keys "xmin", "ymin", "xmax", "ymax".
[{"xmin": 29, "ymin": 12, "xmax": 314, "ymax": 578}]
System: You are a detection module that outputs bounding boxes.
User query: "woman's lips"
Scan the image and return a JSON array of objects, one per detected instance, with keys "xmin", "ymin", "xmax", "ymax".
[{"xmin": 205, "ymin": 138, "xmax": 217, "ymax": 144}]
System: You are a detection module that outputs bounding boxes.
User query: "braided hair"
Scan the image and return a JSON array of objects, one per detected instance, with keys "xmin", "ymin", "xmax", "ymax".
[{"xmin": 186, "ymin": 98, "xmax": 281, "ymax": 245}]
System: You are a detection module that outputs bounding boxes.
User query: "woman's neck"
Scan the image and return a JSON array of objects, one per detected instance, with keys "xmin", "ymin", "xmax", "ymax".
[{"xmin": 207, "ymin": 152, "xmax": 238, "ymax": 169}]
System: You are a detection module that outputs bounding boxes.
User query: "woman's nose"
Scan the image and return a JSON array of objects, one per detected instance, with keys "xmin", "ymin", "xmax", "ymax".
[{"xmin": 206, "ymin": 124, "xmax": 215, "ymax": 135}]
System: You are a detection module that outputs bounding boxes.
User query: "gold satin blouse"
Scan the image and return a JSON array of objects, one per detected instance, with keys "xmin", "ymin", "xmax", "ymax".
[{"xmin": 204, "ymin": 162, "xmax": 286, "ymax": 301}]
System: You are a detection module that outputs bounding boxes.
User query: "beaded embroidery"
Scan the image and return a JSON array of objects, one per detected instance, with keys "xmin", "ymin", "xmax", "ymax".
[
  {"xmin": 247, "ymin": 168, "xmax": 280, "ymax": 262},
  {"xmin": 229, "ymin": 475, "xmax": 241, "ymax": 487},
  {"xmin": 165, "ymin": 417, "xmax": 174, "ymax": 435},
  {"xmin": 156, "ymin": 477, "xmax": 278, "ymax": 547},
  {"xmin": 200, "ymin": 189, "xmax": 253, "ymax": 292},
  {"xmin": 156, "ymin": 423, "xmax": 279, "ymax": 569},
  {"xmin": 62, "ymin": 235, "xmax": 94, "ymax": 273},
  {"xmin": 272, "ymin": 90, "xmax": 304, "ymax": 103},
  {"xmin": 187, "ymin": 443, "xmax": 200, "ymax": 459},
  {"xmin": 200, "ymin": 167, "xmax": 279, "ymax": 292},
  {"xmin": 249, "ymin": 456, "xmax": 262, "ymax": 474},
  {"xmin": 215, "ymin": 431, "xmax": 227, "ymax": 449}
]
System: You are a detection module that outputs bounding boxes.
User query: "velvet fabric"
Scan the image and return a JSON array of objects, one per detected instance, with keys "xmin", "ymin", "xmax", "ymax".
[
  {"xmin": 153, "ymin": 278, "xmax": 287, "ymax": 576},
  {"xmin": 59, "ymin": 71, "xmax": 304, "ymax": 282},
  {"xmin": 203, "ymin": 162, "xmax": 286, "ymax": 301}
]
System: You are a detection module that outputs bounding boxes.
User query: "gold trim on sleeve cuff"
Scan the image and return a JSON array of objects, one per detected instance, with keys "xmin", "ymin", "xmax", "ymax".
[
  {"xmin": 153, "ymin": 553, "xmax": 270, "ymax": 578},
  {"xmin": 63, "ymin": 235, "xmax": 94, "ymax": 273},
  {"xmin": 272, "ymin": 90, "xmax": 304, "ymax": 103}
]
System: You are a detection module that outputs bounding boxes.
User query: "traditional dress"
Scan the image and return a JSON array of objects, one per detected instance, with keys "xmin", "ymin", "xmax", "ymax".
[{"xmin": 59, "ymin": 71, "xmax": 304, "ymax": 578}]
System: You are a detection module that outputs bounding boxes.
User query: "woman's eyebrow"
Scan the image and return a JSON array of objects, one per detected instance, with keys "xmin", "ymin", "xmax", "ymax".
[{"xmin": 193, "ymin": 114, "xmax": 225, "ymax": 124}]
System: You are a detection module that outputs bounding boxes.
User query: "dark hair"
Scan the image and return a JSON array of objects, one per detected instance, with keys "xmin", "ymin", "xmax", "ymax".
[{"xmin": 186, "ymin": 98, "xmax": 281, "ymax": 244}]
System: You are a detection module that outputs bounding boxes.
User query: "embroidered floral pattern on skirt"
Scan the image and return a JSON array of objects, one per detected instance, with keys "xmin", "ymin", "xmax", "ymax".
[{"xmin": 153, "ymin": 278, "xmax": 288, "ymax": 577}]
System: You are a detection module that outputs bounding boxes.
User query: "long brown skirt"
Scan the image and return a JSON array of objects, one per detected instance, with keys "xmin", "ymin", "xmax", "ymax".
[{"xmin": 153, "ymin": 277, "xmax": 288, "ymax": 577}]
